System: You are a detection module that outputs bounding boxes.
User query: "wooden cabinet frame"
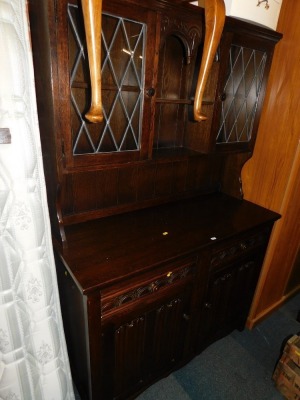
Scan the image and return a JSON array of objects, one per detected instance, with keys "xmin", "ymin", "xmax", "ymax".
[{"xmin": 28, "ymin": 1, "xmax": 282, "ymax": 399}]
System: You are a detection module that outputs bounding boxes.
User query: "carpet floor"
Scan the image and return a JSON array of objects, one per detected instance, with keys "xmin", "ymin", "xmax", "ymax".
[{"xmin": 136, "ymin": 293, "xmax": 300, "ymax": 400}]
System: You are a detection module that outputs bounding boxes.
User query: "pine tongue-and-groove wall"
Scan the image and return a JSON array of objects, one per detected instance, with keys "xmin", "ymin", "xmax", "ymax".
[{"xmin": 242, "ymin": 0, "xmax": 300, "ymax": 328}]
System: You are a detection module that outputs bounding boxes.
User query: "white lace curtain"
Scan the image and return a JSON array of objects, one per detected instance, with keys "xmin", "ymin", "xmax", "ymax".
[{"xmin": 0, "ymin": 1, "xmax": 75, "ymax": 398}]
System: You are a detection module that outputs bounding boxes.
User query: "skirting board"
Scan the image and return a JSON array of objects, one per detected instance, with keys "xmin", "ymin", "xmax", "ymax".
[{"xmin": 246, "ymin": 285, "xmax": 300, "ymax": 330}]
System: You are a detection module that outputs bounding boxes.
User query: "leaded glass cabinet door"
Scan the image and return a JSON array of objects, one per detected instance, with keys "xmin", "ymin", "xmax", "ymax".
[
  {"xmin": 60, "ymin": 2, "xmax": 157, "ymax": 168},
  {"xmin": 217, "ymin": 45, "xmax": 267, "ymax": 144},
  {"xmin": 213, "ymin": 31, "xmax": 274, "ymax": 152}
]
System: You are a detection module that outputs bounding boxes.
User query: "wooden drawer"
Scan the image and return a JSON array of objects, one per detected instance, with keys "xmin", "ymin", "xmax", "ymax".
[
  {"xmin": 100, "ymin": 256, "xmax": 197, "ymax": 319},
  {"xmin": 210, "ymin": 227, "xmax": 271, "ymax": 270}
]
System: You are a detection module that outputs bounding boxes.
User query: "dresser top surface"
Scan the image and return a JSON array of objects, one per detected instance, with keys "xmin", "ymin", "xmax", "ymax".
[{"xmin": 56, "ymin": 193, "xmax": 279, "ymax": 293}]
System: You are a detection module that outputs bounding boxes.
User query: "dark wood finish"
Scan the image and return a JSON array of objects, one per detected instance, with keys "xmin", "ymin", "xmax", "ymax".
[
  {"xmin": 28, "ymin": 0, "xmax": 282, "ymax": 398},
  {"xmin": 212, "ymin": 25, "xmax": 279, "ymax": 153},
  {"xmin": 29, "ymin": 0, "xmax": 281, "ymax": 237},
  {"xmin": 198, "ymin": 235, "xmax": 269, "ymax": 350},
  {"xmin": 55, "ymin": 193, "xmax": 278, "ymax": 293},
  {"xmin": 185, "ymin": 17, "xmax": 282, "ymax": 154},
  {"xmin": 55, "ymin": 193, "xmax": 279, "ymax": 399},
  {"xmin": 100, "ymin": 269, "xmax": 194, "ymax": 399}
]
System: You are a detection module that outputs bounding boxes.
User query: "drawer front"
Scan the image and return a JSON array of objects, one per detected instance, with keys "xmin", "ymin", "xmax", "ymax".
[
  {"xmin": 210, "ymin": 227, "xmax": 271, "ymax": 269},
  {"xmin": 101, "ymin": 257, "xmax": 197, "ymax": 318}
]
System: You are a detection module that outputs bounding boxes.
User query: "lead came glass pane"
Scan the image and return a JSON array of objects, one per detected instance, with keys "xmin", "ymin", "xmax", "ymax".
[
  {"xmin": 216, "ymin": 45, "xmax": 267, "ymax": 144},
  {"xmin": 68, "ymin": 5, "xmax": 146, "ymax": 154}
]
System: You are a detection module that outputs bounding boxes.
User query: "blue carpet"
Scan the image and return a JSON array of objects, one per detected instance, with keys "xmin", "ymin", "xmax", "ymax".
[{"xmin": 136, "ymin": 293, "xmax": 300, "ymax": 400}]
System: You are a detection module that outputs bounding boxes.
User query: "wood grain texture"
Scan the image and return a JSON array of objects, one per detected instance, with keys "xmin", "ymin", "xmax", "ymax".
[
  {"xmin": 193, "ymin": 0, "xmax": 225, "ymax": 121},
  {"xmin": 81, "ymin": 0, "xmax": 103, "ymax": 123},
  {"xmin": 57, "ymin": 193, "xmax": 279, "ymax": 293},
  {"xmin": 242, "ymin": 0, "xmax": 300, "ymax": 326}
]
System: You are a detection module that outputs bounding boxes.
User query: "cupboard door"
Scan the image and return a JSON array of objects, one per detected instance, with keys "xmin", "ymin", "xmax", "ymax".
[
  {"xmin": 101, "ymin": 285, "xmax": 192, "ymax": 399},
  {"xmin": 213, "ymin": 30, "xmax": 276, "ymax": 152},
  {"xmin": 101, "ymin": 316, "xmax": 147, "ymax": 399},
  {"xmin": 216, "ymin": 43, "xmax": 267, "ymax": 147},
  {"xmin": 199, "ymin": 253, "xmax": 263, "ymax": 349},
  {"xmin": 57, "ymin": 1, "xmax": 157, "ymax": 168},
  {"xmin": 113, "ymin": 316, "xmax": 147, "ymax": 398},
  {"xmin": 148, "ymin": 295, "xmax": 191, "ymax": 375}
]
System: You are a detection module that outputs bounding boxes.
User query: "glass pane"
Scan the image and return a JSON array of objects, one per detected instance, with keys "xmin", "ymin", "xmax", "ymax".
[
  {"xmin": 68, "ymin": 6, "xmax": 145, "ymax": 155},
  {"xmin": 68, "ymin": 5, "xmax": 90, "ymax": 84},
  {"xmin": 216, "ymin": 45, "xmax": 267, "ymax": 144}
]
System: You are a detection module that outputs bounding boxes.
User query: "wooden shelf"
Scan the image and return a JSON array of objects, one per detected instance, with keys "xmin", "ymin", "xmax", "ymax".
[
  {"xmin": 155, "ymin": 97, "xmax": 214, "ymax": 105},
  {"xmin": 71, "ymin": 81, "xmax": 140, "ymax": 92}
]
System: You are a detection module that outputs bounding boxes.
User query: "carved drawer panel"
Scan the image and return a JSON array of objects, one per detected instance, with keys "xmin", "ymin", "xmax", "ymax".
[
  {"xmin": 101, "ymin": 258, "xmax": 196, "ymax": 317},
  {"xmin": 210, "ymin": 228, "xmax": 270, "ymax": 269}
]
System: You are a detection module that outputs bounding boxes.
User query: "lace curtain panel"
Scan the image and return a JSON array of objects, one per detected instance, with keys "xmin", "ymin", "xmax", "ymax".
[{"xmin": 0, "ymin": 1, "xmax": 75, "ymax": 399}]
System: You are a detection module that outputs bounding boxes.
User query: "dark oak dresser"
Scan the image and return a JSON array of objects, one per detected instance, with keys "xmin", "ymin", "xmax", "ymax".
[{"xmin": 28, "ymin": 0, "xmax": 282, "ymax": 398}]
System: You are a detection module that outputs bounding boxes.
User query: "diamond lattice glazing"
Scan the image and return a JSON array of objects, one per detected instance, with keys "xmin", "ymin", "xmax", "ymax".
[
  {"xmin": 68, "ymin": 6, "xmax": 145, "ymax": 154},
  {"xmin": 217, "ymin": 45, "xmax": 267, "ymax": 144}
]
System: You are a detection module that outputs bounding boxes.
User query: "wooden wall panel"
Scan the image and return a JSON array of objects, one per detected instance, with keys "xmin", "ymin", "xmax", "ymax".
[{"xmin": 242, "ymin": 0, "xmax": 300, "ymax": 327}]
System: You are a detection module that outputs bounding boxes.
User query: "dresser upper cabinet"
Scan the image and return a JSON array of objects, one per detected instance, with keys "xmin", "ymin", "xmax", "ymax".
[
  {"xmin": 29, "ymin": 0, "xmax": 281, "ymax": 238},
  {"xmin": 32, "ymin": 0, "xmax": 281, "ymax": 169}
]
